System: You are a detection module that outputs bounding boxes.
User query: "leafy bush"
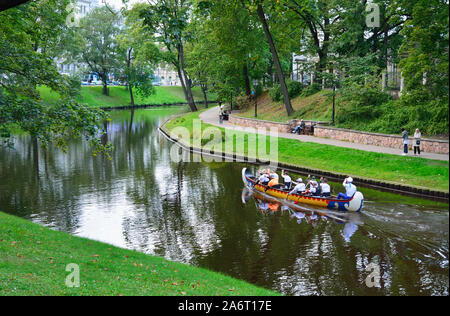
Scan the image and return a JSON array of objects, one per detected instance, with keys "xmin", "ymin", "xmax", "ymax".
[
  {"xmin": 233, "ymin": 95, "xmax": 251, "ymax": 110},
  {"xmin": 336, "ymin": 84, "xmax": 391, "ymax": 127},
  {"xmin": 255, "ymin": 83, "xmax": 264, "ymax": 97},
  {"xmin": 268, "ymin": 84, "xmax": 282, "ymax": 102},
  {"xmin": 269, "ymin": 80, "xmax": 303, "ymax": 102},
  {"xmin": 67, "ymin": 75, "xmax": 82, "ymax": 97},
  {"xmin": 301, "ymin": 83, "xmax": 321, "ymax": 97},
  {"xmin": 287, "ymin": 79, "xmax": 303, "ymax": 98},
  {"xmin": 335, "ymin": 82, "xmax": 449, "ymax": 136}
]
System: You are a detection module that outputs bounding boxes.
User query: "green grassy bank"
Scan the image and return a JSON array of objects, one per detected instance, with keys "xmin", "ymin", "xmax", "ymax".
[
  {"xmin": 164, "ymin": 111, "xmax": 449, "ymax": 192},
  {"xmin": 0, "ymin": 211, "xmax": 279, "ymax": 296},
  {"xmin": 39, "ymin": 85, "xmax": 217, "ymax": 108},
  {"xmin": 238, "ymin": 91, "xmax": 334, "ymax": 123}
]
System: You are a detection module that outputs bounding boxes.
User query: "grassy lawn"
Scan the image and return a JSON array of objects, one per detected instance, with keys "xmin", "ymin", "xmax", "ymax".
[
  {"xmin": 164, "ymin": 111, "xmax": 449, "ymax": 192},
  {"xmin": 0, "ymin": 211, "xmax": 279, "ymax": 296},
  {"xmin": 238, "ymin": 90, "xmax": 335, "ymax": 122},
  {"xmin": 38, "ymin": 85, "xmax": 217, "ymax": 108}
]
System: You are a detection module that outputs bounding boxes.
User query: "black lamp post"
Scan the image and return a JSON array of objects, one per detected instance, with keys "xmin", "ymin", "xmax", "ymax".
[
  {"xmin": 253, "ymin": 80, "xmax": 258, "ymax": 118},
  {"xmin": 332, "ymin": 85, "xmax": 336, "ymax": 126}
]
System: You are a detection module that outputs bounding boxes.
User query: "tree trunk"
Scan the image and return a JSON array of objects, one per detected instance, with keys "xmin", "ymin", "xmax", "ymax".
[
  {"xmin": 101, "ymin": 73, "xmax": 109, "ymax": 96},
  {"xmin": 257, "ymin": 5, "xmax": 293, "ymax": 116},
  {"xmin": 179, "ymin": 45, "xmax": 198, "ymax": 112},
  {"xmin": 201, "ymin": 84, "xmax": 208, "ymax": 109},
  {"xmin": 129, "ymin": 84, "xmax": 135, "ymax": 108}
]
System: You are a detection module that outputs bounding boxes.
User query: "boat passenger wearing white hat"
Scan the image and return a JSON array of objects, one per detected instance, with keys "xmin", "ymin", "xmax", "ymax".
[
  {"xmin": 288, "ymin": 178, "xmax": 306, "ymax": 195},
  {"xmin": 337, "ymin": 177, "xmax": 357, "ymax": 200}
]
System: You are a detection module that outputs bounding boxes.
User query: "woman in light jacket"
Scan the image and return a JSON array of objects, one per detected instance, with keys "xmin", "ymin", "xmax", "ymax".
[{"xmin": 414, "ymin": 128, "xmax": 421, "ymax": 155}]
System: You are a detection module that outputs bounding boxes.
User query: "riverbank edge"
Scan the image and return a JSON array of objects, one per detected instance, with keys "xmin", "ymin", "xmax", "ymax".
[
  {"xmin": 100, "ymin": 101, "xmax": 218, "ymax": 111},
  {"xmin": 159, "ymin": 116, "xmax": 449, "ymax": 203},
  {"xmin": 0, "ymin": 211, "xmax": 280, "ymax": 296}
]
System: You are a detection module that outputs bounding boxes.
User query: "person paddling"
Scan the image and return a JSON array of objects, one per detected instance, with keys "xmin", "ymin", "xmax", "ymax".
[
  {"xmin": 337, "ymin": 177, "xmax": 357, "ymax": 200},
  {"xmin": 319, "ymin": 177, "xmax": 331, "ymax": 197},
  {"xmin": 288, "ymin": 178, "xmax": 306, "ymax": 195},
  {"xmin": 281, "ymin": 170, "xmax": 292, "ymax": 190}
]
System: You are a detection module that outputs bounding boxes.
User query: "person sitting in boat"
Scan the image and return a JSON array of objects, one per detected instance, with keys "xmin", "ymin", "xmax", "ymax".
[
  {"xmin": 257, "ymin": 170, "xmax": 270, "ymax": 185},
  {"xmin": 304, "ymin": 180, "xmax": 318, "ymax": 196},
  {"xmin": 289, "ymin": 178, "xmax": 306, "ymax": 195},
  {"xmin": 305, "ymin": 175, "xmax": 321, "ymax": 196},
  {"xmin": 281, "ymin": 170, "xmax": 292, "ymax": 190},
  {"xmin": 269, "ymin": 170, "xmax": 279, "ymax": 181},
  {"xmin": 337, "ymin": 177, "xmax": 357, "ymax": 200},
  {"xmin": 319, "ymin": 177, "xmax": 331, "ymax": 197},
  {"xmin": 310, "ymin": 180, "xmax": 320, "ymax": 196},
  {"xmin": 268, "ymin": 175, "xmax": 279, "ymax": 188}
]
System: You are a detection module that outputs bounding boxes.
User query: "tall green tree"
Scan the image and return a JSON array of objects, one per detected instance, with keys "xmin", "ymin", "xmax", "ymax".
[
  {"xmin": 140, "ymin": 0, "xmax": 198, "ymax": 112},
  {"xmin": 72, "ymin": 6, "xmax": 121, "ymax": 96},
  {"xmin": 0, "ymin": 0, "xmax": 108, "ymax": 153},
  {"xmin": 117, "ymin": 4, "xmax": 160, "ymax": 108},
  {"xmin": 222, "ymin": 0, "xmax": 294, "ymax": 115}
]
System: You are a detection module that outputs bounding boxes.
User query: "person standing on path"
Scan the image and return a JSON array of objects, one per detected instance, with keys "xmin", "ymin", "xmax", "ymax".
[
  {"xmin": 401, "ymin": 128, "xmax": 409, "ymax": 155},
  {"xmin": 414, "ymin": 128, "xmax": 422, "ymax": 155}
]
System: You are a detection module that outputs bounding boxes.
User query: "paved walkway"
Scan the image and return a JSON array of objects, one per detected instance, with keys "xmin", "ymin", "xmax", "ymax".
[{"xmin": 199, "ymin": 107, "xmax": 449, "ymax": 161}]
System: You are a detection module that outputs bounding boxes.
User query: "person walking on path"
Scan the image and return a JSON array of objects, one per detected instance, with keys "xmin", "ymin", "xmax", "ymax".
[
  {"xmin": 401, "ymin": 128, "xmax": 409, "ymax": 155},
  {"xmin": 219, "ymin": 102, "xmax": 224, "ymax": 124},
  {"xmin": 414, "ymin": 128, "xmax": 422, "ymax": 155}
]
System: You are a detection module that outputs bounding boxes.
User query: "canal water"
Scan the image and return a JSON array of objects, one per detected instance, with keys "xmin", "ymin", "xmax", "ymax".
[{"xmin": 0, "ymin": 108, "xmax": 448, "ymax": 295}]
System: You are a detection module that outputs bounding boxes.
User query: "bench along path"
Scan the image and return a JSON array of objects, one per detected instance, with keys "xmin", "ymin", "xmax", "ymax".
[{"xmin": 199, "ymin": 106, "xmax": 449, "ymax": 161}]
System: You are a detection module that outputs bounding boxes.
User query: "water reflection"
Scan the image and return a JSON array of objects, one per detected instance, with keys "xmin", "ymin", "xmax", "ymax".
[
  {"xmin": 0, "ymin": 108, "xmax": 448, "ymax": 296},
  {"xmin": 242, "ymin": 187, "xmax": 361, "ymax": 242}
]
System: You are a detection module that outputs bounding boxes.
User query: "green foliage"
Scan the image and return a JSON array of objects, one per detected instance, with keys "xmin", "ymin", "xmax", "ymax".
[
  {"xmin": 0, "ymin": 1, "xmax": 109, "ymax": 154},
  {"xmin": 72, "ymin": 6, "xmax": 121, "ymax": 95},
  {"xmin": 233, "ymin": 95, "xmax": 251, "ymax": 111},
  {"xmin": 67, "ymin": 75, "xmax": 82, "ymax": 98},
  {"xmin": 336, "ymin": 84, "xmax": 392, "ymax": 128},
  {"xmin": 269, "ymin": 79, "xmax": 303, "ymax": 102},
  {"xmin": 301, "ymin": 83, "xmax": 321, "ymax": 97},
  {"xmin": 361, "ymin": 95, "xmax": 449, "ymax": 136},
  {"xmin": 287, "ymin": 79, "xmax": 303, "ymax": 98},
  {"xmin": 269, "ymin": 84, "xmax": 282, "ymax": 102}
]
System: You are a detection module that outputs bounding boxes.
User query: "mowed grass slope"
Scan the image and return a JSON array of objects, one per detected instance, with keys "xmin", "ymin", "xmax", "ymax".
[
  {"xmin": 38, "ymin": 85, "xmax": 217, "ymax": 108},
  {"xmin": 0, "ymin": 211, "xmax": 279, "ymax": 296},
  {"xmin": 238, "ymin": 90, "xmax": 334, "ymax": 122},
  {"xmin": 164, "ymin": 111, "xmax": 449, "ymax": 192}
]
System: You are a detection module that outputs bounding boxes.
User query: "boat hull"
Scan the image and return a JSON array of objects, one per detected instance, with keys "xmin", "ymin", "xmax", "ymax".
[{"xmin": 242, "ymin": 168, "xmax": 364, "ymax": 212}]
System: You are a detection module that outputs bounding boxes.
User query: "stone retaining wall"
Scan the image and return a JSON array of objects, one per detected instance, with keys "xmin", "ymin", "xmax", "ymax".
[
  {"xmin": 314, "ymin": 126, "xmax": 449, "ymax": 154},
  {"xmin": 228, "ymin": 114, "xmax": 449, "ymax": 154},
  {"xmin": 228, "ymin": 115, "xmax": 291, "ymax": 132}
]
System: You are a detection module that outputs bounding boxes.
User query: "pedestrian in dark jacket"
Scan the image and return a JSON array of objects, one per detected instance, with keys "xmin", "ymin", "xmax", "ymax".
[{"xmin": 401, "ymin": 128, "xmax": 409, "ymax": 155}]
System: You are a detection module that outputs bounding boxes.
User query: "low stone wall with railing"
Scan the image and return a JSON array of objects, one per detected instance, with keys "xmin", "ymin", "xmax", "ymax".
[
  {"xmin": 314, "ymin": 126, "xmax": 449, "ymax": 154},
  {"xmin": 228, "ymin": 114, "xmax": 449, "ymax": 154},
  {"xmin": 228, "ymin": 115, "xmax": 290, "ymax": 132}
]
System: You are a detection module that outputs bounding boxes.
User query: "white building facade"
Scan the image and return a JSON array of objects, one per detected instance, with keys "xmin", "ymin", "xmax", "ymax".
[{"xmin": 57, "ymin": 0, "xmax": 100, "ymax": 76}]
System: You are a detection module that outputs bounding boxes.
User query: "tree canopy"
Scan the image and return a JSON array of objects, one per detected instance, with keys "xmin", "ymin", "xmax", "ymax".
[{"xmin": 0, "ymin": 0, "xmax": 110, "ymax": 153}]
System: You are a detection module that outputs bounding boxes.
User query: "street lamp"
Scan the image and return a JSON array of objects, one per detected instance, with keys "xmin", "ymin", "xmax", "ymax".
[{"xmin": 252, "ymin": 80, "xmax": 258, "ymax": 118}]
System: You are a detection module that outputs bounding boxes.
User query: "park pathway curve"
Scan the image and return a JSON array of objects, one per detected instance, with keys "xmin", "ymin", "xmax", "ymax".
[{"xmin": 199, "ymin": 106, "xmax": 449, "ymax": 161}]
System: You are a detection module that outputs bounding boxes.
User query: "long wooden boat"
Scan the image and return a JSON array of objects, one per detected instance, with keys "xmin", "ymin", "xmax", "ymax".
[{"xmin": 242, "ymin": 168, "xmax": 364, "ymax": 212}]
